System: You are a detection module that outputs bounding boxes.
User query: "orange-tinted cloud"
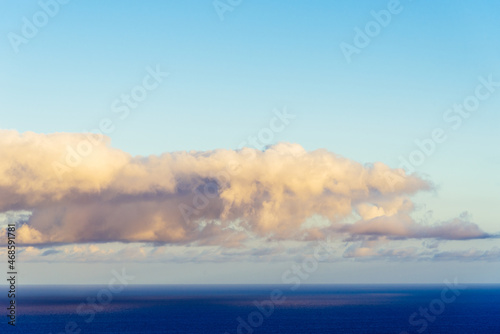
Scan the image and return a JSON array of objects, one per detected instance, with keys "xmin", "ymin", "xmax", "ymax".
[{"xmin": 0, "ymin": 130, "xmax": 490, "ymax": 246}]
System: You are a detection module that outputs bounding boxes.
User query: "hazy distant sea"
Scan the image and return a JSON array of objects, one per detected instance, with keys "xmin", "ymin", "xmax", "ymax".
[{"xmin": 2, "ymin": 285, "xmax": 499, "ymax": 333}]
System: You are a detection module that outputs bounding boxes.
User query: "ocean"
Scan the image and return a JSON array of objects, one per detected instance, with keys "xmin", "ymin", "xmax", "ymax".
[{"xmin": 2, "ymin": 285, "xmax": 499, "ymax": 333}]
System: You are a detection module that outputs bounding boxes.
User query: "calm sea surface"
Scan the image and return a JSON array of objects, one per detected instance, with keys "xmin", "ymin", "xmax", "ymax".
[{"xmin": 1, "ymin": 285, "xmax": 499, "ymax": 333}]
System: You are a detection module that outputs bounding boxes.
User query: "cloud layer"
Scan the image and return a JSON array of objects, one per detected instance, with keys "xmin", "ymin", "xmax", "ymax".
[{"xmin": 0, "ymin": 130, "xmax": 491, "ymax": 246}]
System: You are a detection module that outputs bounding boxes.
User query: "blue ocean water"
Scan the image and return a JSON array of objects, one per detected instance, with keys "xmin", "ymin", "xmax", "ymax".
[{"xmin": 1, "ymin": 285, "xmax": 499, "ymax": 333}]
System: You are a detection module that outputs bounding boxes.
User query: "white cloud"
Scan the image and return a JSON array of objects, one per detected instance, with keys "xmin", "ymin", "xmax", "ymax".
[{"xmin": 0, "ymin": 130, "xmax": 492, "ymax": 248}]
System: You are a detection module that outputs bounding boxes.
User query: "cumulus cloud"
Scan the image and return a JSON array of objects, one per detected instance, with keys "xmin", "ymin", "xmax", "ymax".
[
  {"xmin": 339, "ymin": 215, "xmax": 491, "ymax": 240},
  {"xmin": 0, "ymin": 130, "xmax": 491, "ymax": 247}
]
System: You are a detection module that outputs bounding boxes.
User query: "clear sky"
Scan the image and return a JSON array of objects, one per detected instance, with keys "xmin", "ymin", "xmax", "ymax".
[{"xmin": 0, "ymin": 0, "xmax": 499, "ymax": 284}]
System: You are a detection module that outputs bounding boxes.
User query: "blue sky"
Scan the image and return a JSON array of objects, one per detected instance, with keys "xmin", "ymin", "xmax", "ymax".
[{"xmin": 1, "ymin": 0, "xmax": 499, "ymax": 284}]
